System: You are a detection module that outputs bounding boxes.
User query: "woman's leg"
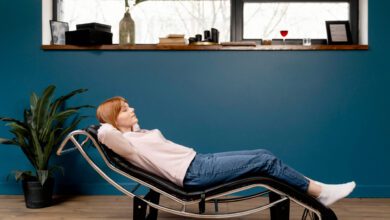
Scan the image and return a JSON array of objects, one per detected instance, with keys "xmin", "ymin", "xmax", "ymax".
[
  {"xmin": 307, "ymin": 179, "xmax": 322, "ymax": 197},
  {"xmin": 217, "ymin": 153, "xmax": 351, "ymax": 199},
  {"xmin": 184, "ymin": 151, "xmax": 310, "ymax": 193},
  {"xmin": 184, "ymin": 151, "xmax": 355, "ymax": 207}
]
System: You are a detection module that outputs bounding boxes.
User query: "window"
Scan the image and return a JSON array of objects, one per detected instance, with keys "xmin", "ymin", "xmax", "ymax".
[
  {"xmin": 53, "ymin": 0, "xmax": 359, "ymax": 45},
  {"xmin": 243, "ymin": 2, "xmax": 349, "ymax": 39},
  {"xmin": 232, "ymin": 0, "xmax": 359, "ymax": 44},
  {"xmin": 55, "ymin": 0, "xmax": 230, "ymax": 44}
]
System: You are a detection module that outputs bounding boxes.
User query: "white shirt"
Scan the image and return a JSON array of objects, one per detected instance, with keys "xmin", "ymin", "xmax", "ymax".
[{"xmin": 97, "ymin": 123, "xmax": 196, "ymax": 187}]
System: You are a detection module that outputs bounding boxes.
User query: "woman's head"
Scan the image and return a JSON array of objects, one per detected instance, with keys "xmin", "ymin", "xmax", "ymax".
[{"xmin": 96, "ymin": 96, "xmax": 138, "ymax": 132}]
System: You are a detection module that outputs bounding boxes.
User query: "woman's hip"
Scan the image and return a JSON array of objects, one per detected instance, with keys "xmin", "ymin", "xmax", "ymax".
[{"xmin": 183, "ymin": 151, "xmax": 275, "ymax": 188}]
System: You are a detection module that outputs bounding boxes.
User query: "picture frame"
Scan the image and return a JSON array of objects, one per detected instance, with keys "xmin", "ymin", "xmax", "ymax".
[
  {"xmin": 50, "ymin": 20, "xmax": 69, "ymax": 45},
  {"xmin": 326, "ymin": 21, "xmax": 353, "ymax": 45}
]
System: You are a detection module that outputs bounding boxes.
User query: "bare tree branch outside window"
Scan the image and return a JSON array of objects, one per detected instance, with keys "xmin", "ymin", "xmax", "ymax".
[
  {"xmin": 56, "ymin": 0, "xmax": 349, "ymax": 43},
  {"xmin": 57, "ymin": 0, "xmax": 230, "ymax": 44}
]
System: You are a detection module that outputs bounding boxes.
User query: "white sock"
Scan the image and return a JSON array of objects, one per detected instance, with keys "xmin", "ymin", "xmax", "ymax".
[{"xmin": 316, "ymin": 181, "xmax": 356, "ymax": 207}]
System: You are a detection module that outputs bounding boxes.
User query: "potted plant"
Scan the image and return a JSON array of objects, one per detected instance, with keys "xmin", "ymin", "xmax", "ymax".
[{"xmin": 0, "ymin": 85, "xmax": 92, "ymax": 208}]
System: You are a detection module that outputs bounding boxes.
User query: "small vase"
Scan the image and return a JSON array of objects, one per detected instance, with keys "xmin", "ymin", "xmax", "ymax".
[{"xmin": 119, "ymin": 7, "xmax": 135, "ymax": 45}]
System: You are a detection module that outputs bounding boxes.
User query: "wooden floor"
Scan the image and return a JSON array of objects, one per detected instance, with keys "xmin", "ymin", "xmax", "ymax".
[{"xmin": 1, "ymin": 195, "xmax": 390, "ymax": 220}]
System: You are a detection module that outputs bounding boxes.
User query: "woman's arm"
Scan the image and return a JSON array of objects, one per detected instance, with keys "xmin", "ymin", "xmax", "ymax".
[{"xmin": 97, "ymin": 123, "xmax": 138, "ymax": 156}]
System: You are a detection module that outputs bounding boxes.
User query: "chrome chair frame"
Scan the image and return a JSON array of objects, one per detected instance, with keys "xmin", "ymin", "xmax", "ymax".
[{"xmin": 57, "ymin": 129, "xmax": 335, "ymax": 220}]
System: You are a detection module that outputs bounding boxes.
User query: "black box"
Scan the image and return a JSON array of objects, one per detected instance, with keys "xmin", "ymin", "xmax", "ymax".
[
  {"xmin": 65, "ymin": 29, "xmax": 113, "ymax": 45},
  {"xmin": 76, "ymin": 22, "xmax": 111, "ymax": 33}
]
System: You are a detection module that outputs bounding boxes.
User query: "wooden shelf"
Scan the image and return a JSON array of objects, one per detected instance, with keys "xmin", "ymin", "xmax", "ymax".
[{"xmin": 42, "ymin": 44, "xmax": 369, "ymax": 51}]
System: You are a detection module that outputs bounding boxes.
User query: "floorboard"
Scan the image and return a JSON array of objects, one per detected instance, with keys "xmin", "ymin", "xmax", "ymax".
[{"xmin": 0, "ymin": 196, "xmax": 389, "ymax": 220}]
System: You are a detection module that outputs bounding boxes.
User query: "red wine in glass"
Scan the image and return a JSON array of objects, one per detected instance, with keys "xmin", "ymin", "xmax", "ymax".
[
  {"xmin": 280, "ymin": 30, "xmax": 288, "ymax": 37},
  {"xmin": 280, "ymin": 30, "xmax": 288, "ymax": 45}
]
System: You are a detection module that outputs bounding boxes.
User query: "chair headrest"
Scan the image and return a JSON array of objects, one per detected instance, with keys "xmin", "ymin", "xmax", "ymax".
[{"xmin": 85, "ymin": 125, "xmax": 101, "ymax": 140}]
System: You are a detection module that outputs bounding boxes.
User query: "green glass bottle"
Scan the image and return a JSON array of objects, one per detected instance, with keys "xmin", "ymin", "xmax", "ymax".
[{"xmin": 119, "ymin": 5, "xmax": 135, "ymax": 45}]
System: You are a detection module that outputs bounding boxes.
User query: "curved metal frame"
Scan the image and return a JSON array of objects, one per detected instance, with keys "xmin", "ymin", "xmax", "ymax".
[{"xmin": 57, "ymin": 130, "xmax": 322, "ymax": 219}]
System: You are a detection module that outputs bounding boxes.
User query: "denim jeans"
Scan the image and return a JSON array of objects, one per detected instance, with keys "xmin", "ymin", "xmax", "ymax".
[{"xmin": 183, "ymin": 149, "xmax": 309, "ymax": 193}]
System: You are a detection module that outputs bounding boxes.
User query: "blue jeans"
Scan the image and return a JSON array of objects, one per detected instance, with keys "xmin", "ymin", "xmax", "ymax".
[{"xmin": 183, "ymin": 149, "xmax": 309, "ymax": 193}]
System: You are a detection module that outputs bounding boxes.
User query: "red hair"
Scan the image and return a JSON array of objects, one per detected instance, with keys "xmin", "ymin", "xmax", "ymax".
[{"xmin": 96, "ymin": 96, "xmax": 127, "ymax": 129}]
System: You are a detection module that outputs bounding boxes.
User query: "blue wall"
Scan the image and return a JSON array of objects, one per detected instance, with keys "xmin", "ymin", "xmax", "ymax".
[{"xmin": 0, "ymin": 1, "xmax": 388, "ymax": 197}]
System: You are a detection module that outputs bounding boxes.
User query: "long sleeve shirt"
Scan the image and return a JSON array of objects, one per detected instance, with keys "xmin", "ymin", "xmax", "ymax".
[{"xmin": 97, "ymin": 123, "xmax": 196, "ymax": 187}]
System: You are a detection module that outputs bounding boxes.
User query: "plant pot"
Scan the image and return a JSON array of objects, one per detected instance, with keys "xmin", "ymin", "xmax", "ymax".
[{"xmin": 22, "ymin": 178, "xmax": 54, "ymax": 208}]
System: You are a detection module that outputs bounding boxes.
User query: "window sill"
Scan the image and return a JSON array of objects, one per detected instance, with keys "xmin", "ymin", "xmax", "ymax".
[{"xmin": 41, "ymin": 44, "xmax": 368, "ymax": 51}]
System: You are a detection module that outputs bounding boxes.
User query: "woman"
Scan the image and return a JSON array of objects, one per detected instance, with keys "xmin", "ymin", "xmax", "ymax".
[{"xmin": 96, "ymin": 96, "xmax": 355, "ymax": 207}]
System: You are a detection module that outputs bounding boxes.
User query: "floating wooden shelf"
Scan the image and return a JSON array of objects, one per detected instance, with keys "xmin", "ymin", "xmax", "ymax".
[{"xmin": 42, "ymin": 44, "xmax": 368, "ymax": 51}]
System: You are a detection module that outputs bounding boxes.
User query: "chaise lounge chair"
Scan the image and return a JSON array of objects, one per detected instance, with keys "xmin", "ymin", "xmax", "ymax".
[{"xmin": 57, "ymin": 125, "xmax": 338, "ymax": 220}]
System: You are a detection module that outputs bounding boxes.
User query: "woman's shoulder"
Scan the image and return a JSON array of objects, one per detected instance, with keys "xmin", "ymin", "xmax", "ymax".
[{"xmin": 98, "ymin": 123, "xmax": 117, "ymax": 133}]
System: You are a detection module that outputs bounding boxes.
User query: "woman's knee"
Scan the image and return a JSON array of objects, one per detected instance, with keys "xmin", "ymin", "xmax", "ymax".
[
  {"xmin": 256, "ymin": 149, "xmax": 274, "ymax": 156},
  {"xmin": 263, "ymin": 154, "xmax": 282, "ymax": 174}
]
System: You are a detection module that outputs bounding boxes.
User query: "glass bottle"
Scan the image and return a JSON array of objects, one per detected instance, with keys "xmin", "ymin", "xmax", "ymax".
[{"xmin": 119, "ymin": 6, "xmax": 135, "ymax": 45}]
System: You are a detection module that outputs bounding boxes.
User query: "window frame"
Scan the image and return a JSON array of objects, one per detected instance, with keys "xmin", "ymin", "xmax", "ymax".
[
  {"xmin": 231, "ymin": 0, "xmax": 359, "ymax": 44},
  {"xmin": 53, "ymin": 0, "xmax": 359, "ymax": 44}
]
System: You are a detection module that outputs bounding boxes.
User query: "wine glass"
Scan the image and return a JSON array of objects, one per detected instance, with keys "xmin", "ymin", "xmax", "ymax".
[{"xmin": 280, "ymin": 30, "xmax": 288, "ymax": 45}]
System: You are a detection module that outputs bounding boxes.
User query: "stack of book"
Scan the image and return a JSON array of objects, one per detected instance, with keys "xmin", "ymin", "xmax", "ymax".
[
  {"xmin": 158, "ymin": 34, "xmax": 187, "ymax": 45},
  {"xmin": 66, "ymin": 22, "xmax": 113, "ymax": 45}
]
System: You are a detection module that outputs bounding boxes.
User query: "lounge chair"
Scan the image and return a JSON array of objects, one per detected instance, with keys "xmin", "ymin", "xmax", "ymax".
[{"xmin": 57, "ymin": 125, "xmax": 338, "ymax": 220}]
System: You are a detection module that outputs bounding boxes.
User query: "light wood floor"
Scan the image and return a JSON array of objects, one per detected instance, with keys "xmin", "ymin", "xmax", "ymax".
[{"xmin": 1, "ymin": 195, "xmax": 390, "ymax": 220}]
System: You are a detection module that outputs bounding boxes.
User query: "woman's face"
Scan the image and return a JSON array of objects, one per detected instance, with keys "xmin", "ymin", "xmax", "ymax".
[{"xmin": 116, "ymin": 101, "xmax": 138, "ymax": 131}]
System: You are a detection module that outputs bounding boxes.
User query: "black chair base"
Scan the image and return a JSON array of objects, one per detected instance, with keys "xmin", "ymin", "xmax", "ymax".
[{"xmin": 133, "ymin": 190, "xmax": 160, "ymax": 220}]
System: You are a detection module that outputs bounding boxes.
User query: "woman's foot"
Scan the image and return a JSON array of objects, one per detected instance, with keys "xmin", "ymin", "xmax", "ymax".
[{"xmin": 315, "ymin": 181, "xmax": 356, "ymax": 206}]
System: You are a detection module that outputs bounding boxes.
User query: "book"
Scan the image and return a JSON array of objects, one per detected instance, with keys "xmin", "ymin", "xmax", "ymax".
[
  {"xmin": 158, "ymin": 37, "xmax": 187, "ymax": 45},
  {"xmin": 76, "ymin": 23, "xmax": 111, "ymax": 33},
  {"xmin": 166, "ymin": 34, "xmax": 185, "ymax": 38},
  {"xmin": 221, "ymin": 41, "xmax": 257, "ymax": 46},
  {"xmin": 65, "ymin": 29, "xmax": 113, "ymax": 45}
]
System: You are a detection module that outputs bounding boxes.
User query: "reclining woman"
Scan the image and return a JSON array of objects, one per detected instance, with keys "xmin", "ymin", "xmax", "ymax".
[{"xmin": 96, "ymin": 96, "xmax": 356, "ymax": 207}]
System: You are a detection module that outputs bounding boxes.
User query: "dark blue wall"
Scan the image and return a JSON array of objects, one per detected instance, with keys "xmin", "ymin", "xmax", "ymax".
[{"xmin": 0, "ymin": 1, "xmax": 388, "ymax": 197}]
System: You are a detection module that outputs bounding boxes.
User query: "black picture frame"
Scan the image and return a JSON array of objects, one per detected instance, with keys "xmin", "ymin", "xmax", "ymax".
[
  {"xmin": 326, "ymin": 21, "xmax": 353, "ymax": 45},
  {"xmin": 50, "ymin": 20, "xmax": 69, "ymax": 45}
]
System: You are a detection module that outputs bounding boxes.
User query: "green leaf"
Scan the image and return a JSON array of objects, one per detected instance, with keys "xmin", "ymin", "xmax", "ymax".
[
  {"xmin": 34, "ymin": 85, "xmax": 56, "ymax": 134},
  {"xmin": 49, "ymin": 88, "xmax": 88, "ymax": 118},
  {"xmin": 40, "ymin": 109, "xmax": 78, "ymax": 141},
  {"xmin": 42, "ymin": 128, "xmax": 59, "ymax": 164},
  {"xmin": 37, "ymin": 170, "xmax": 49, "ymax": 186},
  {"xmin": 0, "ymin": 117, "xmax": 25, "ymax": 126},
  {"xmin": 0, "ymin": 138, "xmax": 17, "ymax": 145},
  {"xmin": 30, "ymin": 128, "xmax": 44, "ymax": 170},
  {"xmin": 13, "ymin": 170, "xmax": 33, "ymax": 182},
  {"xmin": 53, "ymin": 109, "xmax": 78, "ymax": 121},
  {"xmin": 68, "ymin": 105, "xmax": 95, "ymax": 111},
  {"xmin": 55, "ymin": 116, "xmax": 87, "ymax": 146},
  {"xmin": 5, "ymin": 129, "xmax": 37, "ymax": 168},
  {"xmin": 30, "ymin": 92, "xmax": 39, "ymax": 112},
  {"xmin": 24, "ymin": 109, "xmax": 33, "ymax": 127},
  {"xmin": 7, "ymin": 122, "xmax": 29, "ymax": 136}
]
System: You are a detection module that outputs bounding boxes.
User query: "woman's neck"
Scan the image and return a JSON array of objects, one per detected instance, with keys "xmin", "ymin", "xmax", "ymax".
[{"xmin": 119, "ymin": 126, "xmax": 133, "ymax": 133}]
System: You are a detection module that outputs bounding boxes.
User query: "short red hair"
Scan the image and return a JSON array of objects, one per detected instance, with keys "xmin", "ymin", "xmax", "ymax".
[{"xmin": 96, "ymin": 96, "xmax": 127, "ymax": 129}]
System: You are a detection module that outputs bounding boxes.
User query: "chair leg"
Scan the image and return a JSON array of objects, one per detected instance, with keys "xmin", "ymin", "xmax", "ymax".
[
  {"xmin": 133, "ymin": 190, "xmax": 160, "ymax": 220},
  {"xmin": 133, "ymin": 196, "xmax": 147, "ymax": 220},
  {"xmin": 198, "ymin": 194, "xmax": 206, "ymax": 214},
  {"xmin": 144, "ymin": 190, "xmax": 160, "ymax": 220},
  {"xmin": 269, "ymin": 191, "xmax": 290, "ymax": 220}
]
